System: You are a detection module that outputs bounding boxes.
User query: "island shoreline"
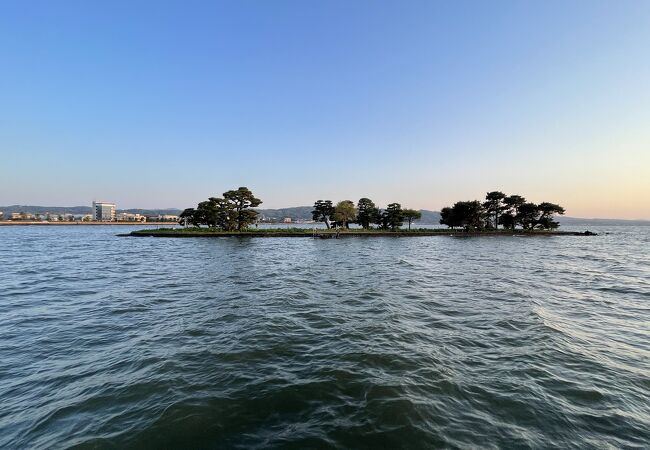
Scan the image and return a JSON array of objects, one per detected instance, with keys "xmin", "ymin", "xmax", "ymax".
[
  {"xmin": 0, "ymin": 221, "xmax": 177, "ymax": 226},
  {"xmin": 121, "ymin": 229, "xmax": 597, "ymax": 238}
]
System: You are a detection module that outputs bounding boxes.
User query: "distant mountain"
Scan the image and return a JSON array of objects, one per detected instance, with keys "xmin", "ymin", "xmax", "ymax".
[
  {"xmin": 418, "ymin": 210, "xmax": 441, "ymax": 224},
  {"xmin": 119, "ymin": 208, "xmax": 182, "ymax": 216},
  {"xmin": 0, "ymin": 205, "xmax": 182, "ymax": 216},
  {"xmin": 254, "ymin": 206, "xmax": 314, "ymax": 220},
  {"xmin": 0, "ymin": 205, "xmax": 93, "ymax": 215},
  {"xmin": 558, "ymin": 216, "xmax": 650, "ymax": 226}
]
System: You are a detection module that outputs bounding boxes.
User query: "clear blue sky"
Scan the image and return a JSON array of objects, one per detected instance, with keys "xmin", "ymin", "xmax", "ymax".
[{"xmin": 1, "ymin": 0, "xmax": 649, "ymax": 218}]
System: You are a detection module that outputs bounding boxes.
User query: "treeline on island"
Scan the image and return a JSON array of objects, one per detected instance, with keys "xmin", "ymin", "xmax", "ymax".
[
  {"xmin": 312, "ymin": 192, "xmax": 564, "ymax": 231},
  {"xmin": 312, "ymin": 199, "xmax": 421, "ymax": 230},
  {"xmin": 440, "ymin": 192, "xmax": 565, "ymax": 230},
  {"xmin": 177, "ymin": 188, "xmax": 420, "ymax": 231},
  {"xmin": 178, "ymin": 187, "xmax": 565, "ymax": 232}
]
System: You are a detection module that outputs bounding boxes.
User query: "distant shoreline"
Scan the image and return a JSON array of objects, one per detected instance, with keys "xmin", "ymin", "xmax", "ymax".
[{"xmin": 0, "ymin": 221, "xmax": 177, "ymax": 226}]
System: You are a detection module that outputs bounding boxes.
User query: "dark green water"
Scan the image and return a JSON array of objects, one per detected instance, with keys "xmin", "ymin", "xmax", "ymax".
[{"xmin": 0, "ymin": 226, "xmax": 648, "ymax": 449}]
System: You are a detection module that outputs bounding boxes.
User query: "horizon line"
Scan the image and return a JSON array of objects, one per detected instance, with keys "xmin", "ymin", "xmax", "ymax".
[{"xmin": 1, "ymin": 203, "xmax": 649, "ymax": 222}]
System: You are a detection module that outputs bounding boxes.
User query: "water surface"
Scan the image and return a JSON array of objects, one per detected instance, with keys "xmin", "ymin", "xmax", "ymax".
[{"xmin": 1, "ymin": 225, "xmax": 649, "ymax": 448}]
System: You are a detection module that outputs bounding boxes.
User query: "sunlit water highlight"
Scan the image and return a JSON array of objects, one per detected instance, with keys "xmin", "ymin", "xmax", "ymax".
[{"xmin": 1, "ymin": 225, "xmax": 649, "ymax": 448}]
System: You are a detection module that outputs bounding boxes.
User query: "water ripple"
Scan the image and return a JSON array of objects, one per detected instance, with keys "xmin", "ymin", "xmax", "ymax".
[{"xmin": 0, "ymin": 225, "xmax": 649, "ymax": 448}]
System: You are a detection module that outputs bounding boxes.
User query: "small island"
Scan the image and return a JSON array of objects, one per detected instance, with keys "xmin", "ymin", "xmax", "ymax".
[{"xmin": 122, "ymin": 187, "xmax": 596, "ymax": 238}]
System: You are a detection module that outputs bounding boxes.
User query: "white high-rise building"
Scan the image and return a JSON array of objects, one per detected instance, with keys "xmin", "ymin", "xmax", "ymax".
[{"xmin": 93, "ymin": 201, "xmax": 116, "ymax": 221}]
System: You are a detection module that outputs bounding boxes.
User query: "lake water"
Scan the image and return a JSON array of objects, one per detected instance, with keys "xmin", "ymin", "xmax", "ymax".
[{"xmin": 1, "ymin": 225, "xmax": 649, "ymax": 448}]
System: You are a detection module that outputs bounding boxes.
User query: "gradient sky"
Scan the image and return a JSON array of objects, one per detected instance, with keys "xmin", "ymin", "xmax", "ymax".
[{"xmin": 1, "ymin": 1, "xmax": 649, "ymax": 218}]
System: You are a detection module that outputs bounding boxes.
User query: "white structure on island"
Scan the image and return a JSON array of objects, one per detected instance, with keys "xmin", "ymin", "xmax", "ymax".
[{"xmin": 93, "ymin": 201, "xmax": 116, "ymax": 221}]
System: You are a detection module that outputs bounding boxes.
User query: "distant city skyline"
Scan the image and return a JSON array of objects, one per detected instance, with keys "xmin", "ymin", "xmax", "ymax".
[{"xmin": 1, "ymin": 1, "xmax": 649, "ymax": 219}]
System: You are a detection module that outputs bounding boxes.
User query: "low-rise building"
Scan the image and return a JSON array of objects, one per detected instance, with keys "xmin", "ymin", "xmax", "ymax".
[
  {"xmin": 116, "ymin": 212, "xmax": 146, "ymax": 222},
  {"xmin": 154, "ymin": 215, "xmax": 179, "ymax": 222},
  {"xmin": 10, "ymin": 212, "xmax": 35, "ymax": 220}
]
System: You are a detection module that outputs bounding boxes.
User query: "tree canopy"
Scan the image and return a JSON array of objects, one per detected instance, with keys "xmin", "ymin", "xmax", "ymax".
[
  {"xmin": 223, "ymin": 187, "xmax": 262, "ymax": 230},
  {"xmin": 332, "ymin": 200, "xmax": 357, "ymax": 229},
  {"xmin": 178, "ymin": 187, "xmax": 261, "ymax": 230},
  {"xmin": 378, "ymin": 203, "xmax": 404, "ymax": 230},
  {"xmin": 402, "ymin": 209, "xmax": 422, "ymax": 230},
  {"xmin": 312, "ymin": 200, "xmax": 335, "ymax": 229},
  {"xmin": 357, "ymin": 198, "xmax": 380, "ymax": 229},
  {"xmin": 499, "ymin": 195, "xmax": 527, "ymax": 230},
  {"xmin": 482, "ymin": 191, "xmax": 506, "ymax": 229},
  {"xmin": 179, "ymin": 207, "xmax": 199, "ymax": 227},
  {"xmin": 440, "ymin": 192, "xmax": 564, "ymax": 231}
]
